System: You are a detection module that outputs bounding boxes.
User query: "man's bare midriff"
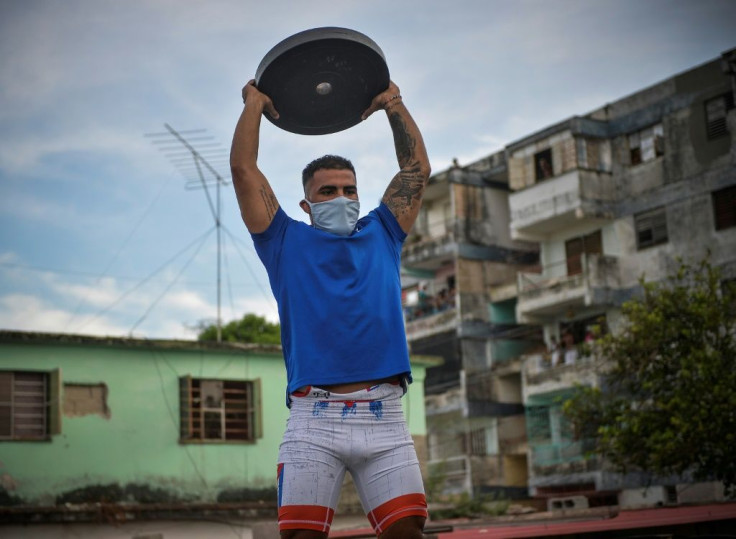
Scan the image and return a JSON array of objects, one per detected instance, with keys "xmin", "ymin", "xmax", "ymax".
[{"xmin": 321, "ymin": 375, "xmax": 401, "ymax": 394}]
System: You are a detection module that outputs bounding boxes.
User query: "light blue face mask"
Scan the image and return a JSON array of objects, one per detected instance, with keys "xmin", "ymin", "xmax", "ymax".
[{"xmin": 306, "ymin": 196, "xmax": 360, "ymax": 236}]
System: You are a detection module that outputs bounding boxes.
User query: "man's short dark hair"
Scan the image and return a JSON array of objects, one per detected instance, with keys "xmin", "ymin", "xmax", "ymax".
[{"xmin": 302, "ymin": 155, "xmax": 356, "ymax": 186}]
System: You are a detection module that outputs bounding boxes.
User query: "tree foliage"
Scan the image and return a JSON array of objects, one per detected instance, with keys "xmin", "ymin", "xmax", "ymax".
[
  {"xmin": 197, "ymin": 313, "xmax": 281, "ymax": 345},
  {"xmin": 563, "ymin": 257, "xmax": 736, "ymax": 495}
]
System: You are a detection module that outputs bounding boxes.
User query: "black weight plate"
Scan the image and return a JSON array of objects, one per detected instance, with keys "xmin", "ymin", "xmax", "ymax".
[{"xmin": 255, "ymin": 27, "xmax": 390, "ymax": 135}]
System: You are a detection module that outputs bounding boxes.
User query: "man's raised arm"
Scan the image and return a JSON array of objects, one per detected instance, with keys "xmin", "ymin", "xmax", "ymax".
[
  {"xmin": 230, "ymin": 80, "xmax": 281, "ymax": 234},
  {"xmin": 363, "ymin": 81, "xmax": 431, "ymax": 233}
]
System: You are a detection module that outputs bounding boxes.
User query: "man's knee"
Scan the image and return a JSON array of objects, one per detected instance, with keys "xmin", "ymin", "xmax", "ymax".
[{"xmin": 379, "ymin": 515, "xmax": 426, "ymax": 538}]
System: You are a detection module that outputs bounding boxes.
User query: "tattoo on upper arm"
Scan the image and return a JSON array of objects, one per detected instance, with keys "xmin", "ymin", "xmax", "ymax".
[
  {"xmin": 383, "ymin": 168, "xmax": 425, "ymax": 218},
  {"xmin": 259, "ymin": 186, "xmax": 278, "ymax": 220}
]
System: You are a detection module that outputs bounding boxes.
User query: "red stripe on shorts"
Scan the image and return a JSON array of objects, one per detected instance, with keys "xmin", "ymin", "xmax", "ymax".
[
  {"xmin": 278, "ymin": 504, "xmax": 335, "ymax": 533},
  {"xmin": 367, "ymin": 492, "xmax": 427, "ymax": 534}
]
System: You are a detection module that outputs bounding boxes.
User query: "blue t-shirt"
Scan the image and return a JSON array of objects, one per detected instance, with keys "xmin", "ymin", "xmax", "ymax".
[{"xmin": 252, "ymin": 203, "xmax": 412, "ymax": 402}]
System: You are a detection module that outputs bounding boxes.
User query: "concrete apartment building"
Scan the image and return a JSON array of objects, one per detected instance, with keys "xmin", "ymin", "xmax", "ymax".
[
  {"xmin": 400, "ymin": 152, "xmax": 542, "ymax": 499},
  {"xmin": 404, "ymin": 47, "xmax": 736, "ymax": 506}
]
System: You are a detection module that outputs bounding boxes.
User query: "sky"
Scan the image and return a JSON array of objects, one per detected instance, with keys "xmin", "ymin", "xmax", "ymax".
[{"xmin": 1, "ymin": 0, "xmax": 734, "ymax": 340}]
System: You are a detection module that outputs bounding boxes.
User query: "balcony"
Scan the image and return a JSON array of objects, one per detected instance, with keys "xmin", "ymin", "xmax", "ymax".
[
  {"xmin": 508, "ymin": 169, "xmax": 616, "ymax": 241},
  {"xmin": 522, "ymin": 352, "xmax": 602, "ymax": 399},
  {"xmin": 402, "ymin": 227, "xmax": 456, "ymax": 271},
  {"xmin": 516, "ymin": 254, "xmax": 621, "ymax": 322},
  {"xmin": 498, "ymin": 415, "xmax": 528, "ymax": 455},
  {"xmin": 425, "ymin": 384, "xmax": 465, "ymax": 416},
  {"xmin": 404, "ymin": 306, "xmax": 458, "ymax": 341},
  {"xmin": 530, "ymin": 439, "xmax": 598, "ymax": 468}
]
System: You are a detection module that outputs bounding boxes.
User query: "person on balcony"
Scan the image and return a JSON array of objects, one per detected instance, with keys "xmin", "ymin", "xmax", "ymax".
[{"xmin": 549, "ymin": 336, "xmax": 562, "ymax": 366}]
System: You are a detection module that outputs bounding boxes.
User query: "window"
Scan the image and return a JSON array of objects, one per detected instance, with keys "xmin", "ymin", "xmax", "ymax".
[
  {"xmin": 635, "ymin": 207, "xmax": 668, "ymax": 249},
  {"xmin": 469, "ymin": 428, "xmax": 487, "ymax": 456},
  {"xmin": 0, "ymin": 370, "xmax": 61, "ymax": 441},
  {"xmin": 559, "ymin": 314, "xmax": 608, "ymax": 346},
  {"xmin": 629, "ymin": 124, "xmax": 664, "ymax": 165},
  {"xmin": 179, "ymin": 377, "xmax": 261, "ymax": 443},
  {"xmin": 712, "ymin": 185, "xmax": 736, "ymax": 231},
  {"xmin": 705, "ymin": 93, "xmax": 735, "ymax": 140},
  {"xmin": 526, "ymin": 406, "xmax": 551, "ymax": 443},
  {"xmin": 722, "ymin": 279, "xmax": 736, "ymax": 317},
  {"xmin": 565, "ymin": 230, "xmax": 602, "ymax": 276},
  {"xmin": 534, "ymin": 148, "xmax": 554, "ymax": 181},
  {"xmin": 576, "ymin": 138, "xmax": 588, "ymax": 169},
  {"xmin": 576, "ymin": 138, "xmax": 611, "ymax": 172}
]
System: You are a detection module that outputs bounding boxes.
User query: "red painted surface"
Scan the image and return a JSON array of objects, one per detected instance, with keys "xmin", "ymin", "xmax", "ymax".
[{"xmin": 329, "ymin": 503, "xmax": 736, "ymax": 538}]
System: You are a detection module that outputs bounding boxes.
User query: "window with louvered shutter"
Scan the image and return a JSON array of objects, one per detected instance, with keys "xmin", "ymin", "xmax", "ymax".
[
  {"xmin": 635, "ymin": 207, "xmax": 668, "ymax": 249},
  {"xmin": 705, "ymin": 93, "xmax": 735, "ymax": 140},
  {"xmin": 0, "ymin": 371, "xmax": 49, "ymax": 440}
]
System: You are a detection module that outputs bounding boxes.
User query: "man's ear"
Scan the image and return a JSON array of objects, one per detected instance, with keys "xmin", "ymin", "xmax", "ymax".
[{"xmin": 299, "ymin": 199, "xmax": 311, "ymax": 215}]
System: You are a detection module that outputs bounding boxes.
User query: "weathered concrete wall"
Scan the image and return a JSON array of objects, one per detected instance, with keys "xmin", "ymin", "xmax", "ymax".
[
  {"xmin": 0, "ymin": 337, "xmax": 431, "ymax": 508},
  {"xmin": 0, "ymin": 340, "xmax": 288, "ymax": 506}
]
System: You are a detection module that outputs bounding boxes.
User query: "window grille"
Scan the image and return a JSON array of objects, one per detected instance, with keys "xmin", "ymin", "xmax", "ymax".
[{"xmin": 179, "ymin": 376, "xmax": 261, "ymax": 443}]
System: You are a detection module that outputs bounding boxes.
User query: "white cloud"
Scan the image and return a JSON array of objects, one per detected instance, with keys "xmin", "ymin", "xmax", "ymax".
[
  {"xmin": 47, "ymin": 275, "xmax": 125, "ymax": 309},
  {"xmin": 0, "ymin": 293, "xmax": 126, "ymax": 336},
  {"xmin": 2, "ymin": 0, "xmax": 735, "ymax": 341}
]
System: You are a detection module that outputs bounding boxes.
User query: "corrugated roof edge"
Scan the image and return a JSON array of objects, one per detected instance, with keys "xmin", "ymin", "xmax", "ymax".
[{"xmin": 0, "ymin": 329, "xmax": 282, "ymax": 354}]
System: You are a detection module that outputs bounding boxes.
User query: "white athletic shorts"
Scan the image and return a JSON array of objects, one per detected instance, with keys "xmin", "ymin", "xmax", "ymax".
[{"xmin": 276, "ymin": 382, "xmax": 427, "ymax": 535}]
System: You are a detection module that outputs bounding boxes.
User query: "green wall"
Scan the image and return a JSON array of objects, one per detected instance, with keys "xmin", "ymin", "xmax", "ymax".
[{"xmin": 0, "ymin": 336, "xmax": 430, "ymax": 506}]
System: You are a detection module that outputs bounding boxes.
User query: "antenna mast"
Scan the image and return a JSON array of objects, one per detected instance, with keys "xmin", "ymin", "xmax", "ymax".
[{"xmin": 146, "ymin": 124, "xmax": 230, "ymax": 342}]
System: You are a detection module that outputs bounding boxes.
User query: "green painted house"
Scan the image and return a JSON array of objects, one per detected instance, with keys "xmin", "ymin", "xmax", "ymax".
[{"xmin": 0, "ymin": 330, "xmax": 436, "ymax": 518}]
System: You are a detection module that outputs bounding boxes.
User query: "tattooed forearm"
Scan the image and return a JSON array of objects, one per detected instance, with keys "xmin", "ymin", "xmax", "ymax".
[
  {"xmin": 388, "ymin": 110, "xmax": 416, "ymax": 166},
  {"xmin": 381, "ymin": 94, "xmax": 430, "ymax": 231}
]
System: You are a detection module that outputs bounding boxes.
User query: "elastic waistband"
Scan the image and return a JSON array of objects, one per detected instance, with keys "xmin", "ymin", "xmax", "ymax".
[{"xmin": 290, "ymin": 381, "xmax": 404, "ymax": 403}]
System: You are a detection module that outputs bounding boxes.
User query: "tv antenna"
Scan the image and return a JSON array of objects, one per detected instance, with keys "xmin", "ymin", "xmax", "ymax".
[{"xmin": 145, "ymin": 124, "xmax": 230, "ymax": 342}]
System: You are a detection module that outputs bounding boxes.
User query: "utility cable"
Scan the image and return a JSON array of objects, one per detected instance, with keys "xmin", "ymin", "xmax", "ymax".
[
  {"xmin": 0, "ymin": 261, "xmax": 252, "ymax": 288},
  {"xmin": 63, "ymin": 173, "xmax": 176, "ymax": 331},
  {"xmin": 150, "ymin": 349, "xmax": 210, "ymax": 489},
  {"xmin": 74, "ymin": 227, "xmax": 215, "ymax": 333},
  {"xmin": 221, "ymin": 225, "xmax": 278, "ymax": 316},
  {"xmin": 129, "ymin": 227, "xmax": 214, "ymax": 335}
]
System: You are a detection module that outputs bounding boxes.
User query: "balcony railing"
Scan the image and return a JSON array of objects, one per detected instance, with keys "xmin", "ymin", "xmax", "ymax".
[
  {"xmin": 530, "ymin": 439, "xmax": 597, "ymax": 467},
  {"xmin": 404, "ymin": 306, "xmax": 458, "ymax": 340},
  {"xmin": 517, "ymin": 254, "xmax": 620, "ymax": 317},
  {"xmin": 509, "ymin": 169, "xmax": 616, "ymax": 240},
  {"xmin": 425, "ymin": 384, "xmax": 465, "ymax": 415},
  {"xmin": 402, "ymin": 223, "xmax": 456, "ymax": 266}
]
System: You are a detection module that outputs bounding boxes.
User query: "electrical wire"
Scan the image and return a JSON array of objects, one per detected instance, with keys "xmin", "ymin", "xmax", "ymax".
[
  {"xmin": 0, "ymin": 261, "xmax": 257, "ymax": 288},
  {"xmin": 63, "ymin": 173, "xmax": 176, "ymax": 331},
  {"xmin": 129, "ymin": 227, "xmax": 215, "ymax": 335},
  {"xmin": 221, "ymin": 225, "xmax": 279, "ymax": 317},
  {"xmin": 74, "ymin": 227, "xmax": 215, "ymax": 333}
]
